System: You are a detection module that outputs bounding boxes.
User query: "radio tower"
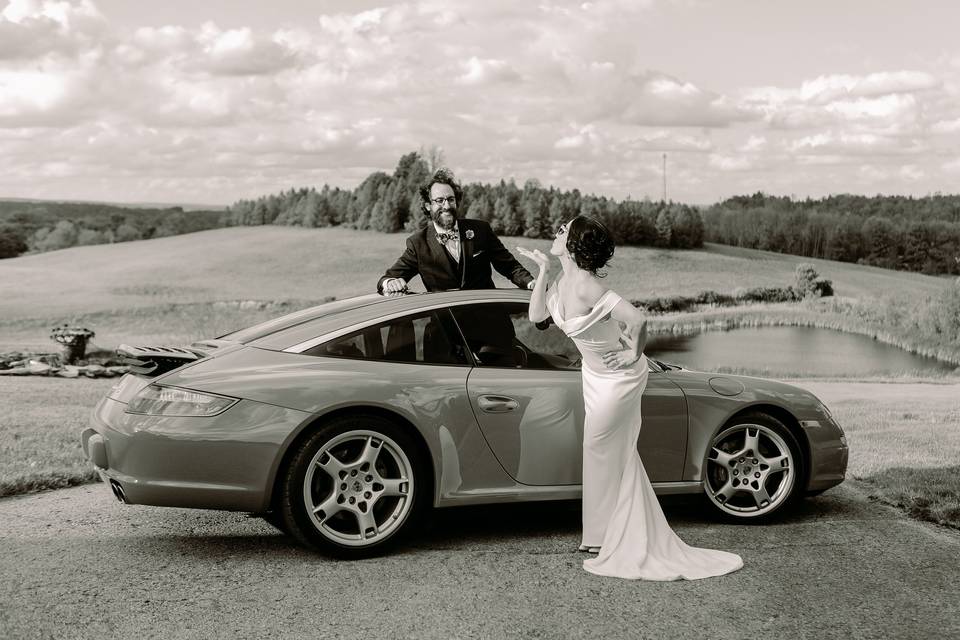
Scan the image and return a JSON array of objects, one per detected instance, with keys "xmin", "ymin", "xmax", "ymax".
[{"xmin": 662, "ymin": 153, "xmax": 667, "ymax": 202}]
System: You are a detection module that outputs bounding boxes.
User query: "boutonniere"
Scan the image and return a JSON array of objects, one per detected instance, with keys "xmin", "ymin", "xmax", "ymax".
[{"xmin": 465, "ymin": 230, "xmax": 474, "ymax": 240}]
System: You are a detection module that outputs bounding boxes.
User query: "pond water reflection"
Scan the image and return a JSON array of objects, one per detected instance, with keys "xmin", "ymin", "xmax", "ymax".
[{"xmin": 645, "ymin": 326, "xmax": 956, "ymax": 376}]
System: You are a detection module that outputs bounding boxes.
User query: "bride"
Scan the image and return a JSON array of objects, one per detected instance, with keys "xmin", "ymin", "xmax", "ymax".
[{"xmin": 517, "ymin": 216, "xmax": 743, "ymax": 581}]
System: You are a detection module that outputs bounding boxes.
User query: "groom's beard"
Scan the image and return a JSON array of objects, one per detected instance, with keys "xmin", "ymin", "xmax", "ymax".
[{"xmin": 432, "ymin": 208, "xmax": 458, "ymax": 231}]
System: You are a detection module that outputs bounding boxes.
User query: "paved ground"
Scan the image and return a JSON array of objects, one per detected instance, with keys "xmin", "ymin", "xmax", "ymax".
[{"xmin": 1, "ymin": 481, "xmax": 958, "ymax": 640}]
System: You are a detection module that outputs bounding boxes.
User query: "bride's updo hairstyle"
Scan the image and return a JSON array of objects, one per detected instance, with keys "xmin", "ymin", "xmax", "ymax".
[{"xmin": 566, "ymin": 215, "xmax": 615, "ymax": 277}]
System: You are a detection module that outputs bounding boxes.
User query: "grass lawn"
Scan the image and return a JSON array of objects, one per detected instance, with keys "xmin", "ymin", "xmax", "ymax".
[
  {"xmin": 797, "ymin": 381, "xmax": 960, "ymax": 530},
  {"xmin": 0, "ymin": 377, "xmax": 112, "ymax": 497},
  {"xmin": 1, "ymin": 227, "xmax": 950, "ymax": 351}
]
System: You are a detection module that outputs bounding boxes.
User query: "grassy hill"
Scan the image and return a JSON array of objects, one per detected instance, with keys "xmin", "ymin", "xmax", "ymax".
[{"xmin": 0, "ymin": 226, "xmax": 952, "ymax": 351}]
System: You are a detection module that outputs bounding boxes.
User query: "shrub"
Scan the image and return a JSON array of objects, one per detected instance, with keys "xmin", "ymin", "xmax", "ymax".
[
  {"xmin": 694, "ymin": 290, "xmax": 734, "ymax": 306},
  {"xmin": 0, "ymin": 227, "xmax": 28, "ymax": 259},
  {"xmin": 735, "ymin": 286, "xmax": 799, "ymax": 303},
  {"xmin": 813, "ymin": 277, "xmax": 834, "ymax": 297},
  {"xmin": 794, "ymin": 263, "xmax": 833, "ymax": 298}
]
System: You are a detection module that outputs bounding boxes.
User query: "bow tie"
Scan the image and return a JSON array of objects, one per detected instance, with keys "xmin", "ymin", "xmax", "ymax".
[{"xmin": 436, "ymin": 230, "xmax": 458, "ymax": 243}]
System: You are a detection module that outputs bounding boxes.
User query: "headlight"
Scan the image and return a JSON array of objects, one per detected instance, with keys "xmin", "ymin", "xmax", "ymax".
[{"xmin": 125, "ymin": 385, "xmax": 239, "ymax": 417}]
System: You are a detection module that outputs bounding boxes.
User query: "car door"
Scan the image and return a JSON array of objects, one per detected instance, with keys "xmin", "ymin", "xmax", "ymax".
[{"xmin": 451, "ymin": 301, "xmax": 687, "ymax": 486}]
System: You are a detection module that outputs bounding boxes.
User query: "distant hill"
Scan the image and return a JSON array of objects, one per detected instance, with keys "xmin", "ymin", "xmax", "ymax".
[{"xmin": 0, "ymin": 198, "xmax": 227, "ymax": 258}]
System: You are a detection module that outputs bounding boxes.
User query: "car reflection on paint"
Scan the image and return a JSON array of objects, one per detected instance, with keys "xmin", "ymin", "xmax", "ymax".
[{"xmin": 83, "ymin": 289, "xmax": 848, "ymax": 557}]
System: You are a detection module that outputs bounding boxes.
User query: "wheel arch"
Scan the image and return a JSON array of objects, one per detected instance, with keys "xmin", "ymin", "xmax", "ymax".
[{"xmin": 264, "ymin": 405, "xmax": 436, "ymax": 514}]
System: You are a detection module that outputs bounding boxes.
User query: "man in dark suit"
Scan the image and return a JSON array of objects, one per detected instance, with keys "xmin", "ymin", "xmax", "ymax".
[{"xmin": 377, "ymin": 169, "xmax": 534, "ymax": 294}]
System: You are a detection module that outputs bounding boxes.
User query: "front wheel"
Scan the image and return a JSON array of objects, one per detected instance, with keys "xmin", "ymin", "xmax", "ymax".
[
  {"xmin": 278, "ymin": 414, "xmax": 428, "ymax": 558},
  {"xmin": 703, "ymin": 412, "xmax": 804, "ymax": 521}
]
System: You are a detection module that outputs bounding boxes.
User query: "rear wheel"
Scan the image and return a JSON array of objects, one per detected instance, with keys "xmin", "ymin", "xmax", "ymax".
[
  {"xmin": 704, "ymin": 412, "xmax": 804, "ymax": 521},
  {"xmin": 278, "ymin": 414, "xmax": 428, "ymax": 558}
]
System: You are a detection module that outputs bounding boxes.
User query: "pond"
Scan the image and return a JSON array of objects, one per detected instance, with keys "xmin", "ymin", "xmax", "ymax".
[{"xmin": 645, "ymin": 326, "xmax": 957, "ymax": 376}]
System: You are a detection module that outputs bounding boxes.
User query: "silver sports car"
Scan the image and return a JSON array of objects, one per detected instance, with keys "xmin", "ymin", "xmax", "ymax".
[{"xmin": 83, "ymin": 289, "xmax": 848, "ymax": 557}]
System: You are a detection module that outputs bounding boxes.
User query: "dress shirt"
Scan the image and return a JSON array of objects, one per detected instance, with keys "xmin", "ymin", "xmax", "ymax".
[{"xmin": 433, "ymin": 222, "xmax": 461, "ymax": 263}]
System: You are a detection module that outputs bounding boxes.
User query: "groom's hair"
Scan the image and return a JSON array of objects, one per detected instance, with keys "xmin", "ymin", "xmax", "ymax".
[
  {"xmin": 567, "ymin": 216, "xmax": 615, "ymax": 277},
  {"xmin": 419, "ymin": 168, "xmax": 464, "ymax": 214}
]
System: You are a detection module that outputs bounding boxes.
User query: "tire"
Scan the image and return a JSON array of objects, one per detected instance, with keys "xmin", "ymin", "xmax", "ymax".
[
  {"xmin": 278, "ymin": 414, "xmax": 429, "ymax": 558},
  {"xmin": 703, "ymin": 412, "xmax": 804, "ymax": 522}
]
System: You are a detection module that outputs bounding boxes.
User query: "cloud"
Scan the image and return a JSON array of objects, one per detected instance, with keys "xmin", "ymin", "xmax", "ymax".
[
  {"xmin": 1, "ymin": 1, "xmax": 958, "ymax": 205},
  {"xmin": 799, "ymin": 71, "xmax": 940, "ymax": 103},
  {"xmin": 788, "ymin": 131, "xmax": 924, "ymax": 155},
  {"xmin": 740, "ymin": 135, "xmax": 766, "ymax": 152},
  {"xmin": 457, "ymin": 57, "xmax": 520, "ymax": 85},
  {"xmin": 196, "ymin": 24, "xmax": 301, "ymax": 76},
  {"xmin": 0, "ymin": 0, "xmax": 106, "ymax": 60},
  {"xmin": 931, "ymin": 117, "xmax": 960, "ymax": 134},
  {"xmin": 709, "ymin": 154, "xmax": 755, "ymax": 171}
]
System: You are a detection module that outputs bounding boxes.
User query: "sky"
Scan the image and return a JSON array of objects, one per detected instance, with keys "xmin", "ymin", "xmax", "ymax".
[{"xmin": 1, "ymin": 0, "xmax": 959, "ymax": 206}]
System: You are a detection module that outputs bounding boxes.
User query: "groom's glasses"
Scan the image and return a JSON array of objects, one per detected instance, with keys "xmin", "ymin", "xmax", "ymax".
[{"xmin": 431, "ymin": 196, "xmax": 457, "ymax": 206}]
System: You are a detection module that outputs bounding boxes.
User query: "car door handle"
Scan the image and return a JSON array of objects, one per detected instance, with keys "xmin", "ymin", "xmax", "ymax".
[{"xmin": 477, "ymin": 395, "xmax": 519, "ymax": 413}]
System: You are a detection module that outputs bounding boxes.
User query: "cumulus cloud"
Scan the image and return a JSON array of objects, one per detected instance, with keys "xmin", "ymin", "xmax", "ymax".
[
  {"xmin": 798, "ymin": 71, "xmax": 940, "ymax": 103},
  {"xmin": 0, "ymin": 0, "xmax": 105, "ymax": 60},
  {"xmin": 196, "ymin": 24, "xmax": 300, "ymax": 76},
  {"xmin": 0, "ymin": 0, "xmax": 958, "ymax": 204},
  {"xmin": 741, "ymin": 70, "xmax": 942, "ymax": 133},
  {"xmin": 457, "ymin": 57, "xmax": 520, "ymax": 85},
  {"xmin": 788, "ymin": 131, "xmax": 924, "ymax": 155},
  {"xmin": 709, "ymin": 154, "xmax": 755, "ymax": 171}
]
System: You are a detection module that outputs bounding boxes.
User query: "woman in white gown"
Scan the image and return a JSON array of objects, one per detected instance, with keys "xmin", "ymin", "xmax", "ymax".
[{"xmin": 517, "ymin": 216, "xmax": 742, "ymax": 581}]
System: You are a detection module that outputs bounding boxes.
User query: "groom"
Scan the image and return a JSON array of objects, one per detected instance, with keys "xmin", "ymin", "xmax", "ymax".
[{"xmin": 377, "ymin": 168, "xmax": 535, "ymax": 294}]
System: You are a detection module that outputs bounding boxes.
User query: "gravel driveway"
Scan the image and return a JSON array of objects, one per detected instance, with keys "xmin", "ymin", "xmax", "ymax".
[{"xmin": 1, "ymin": 480, "xmax": 957, "ymax": 640}]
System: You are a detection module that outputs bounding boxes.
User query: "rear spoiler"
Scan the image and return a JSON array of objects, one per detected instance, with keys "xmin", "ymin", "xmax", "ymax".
[{"xmin": 116, "ymin": 344, "xmax": 206, "ymax": 377}]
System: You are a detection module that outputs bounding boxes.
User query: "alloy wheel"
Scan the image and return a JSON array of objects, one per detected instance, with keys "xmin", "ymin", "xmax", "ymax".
[
  {"xmin": 303, "ymin": 429, "xmax": 414, "ymax": 547},
  {"xmin": 705, "ymin": 420, "xmax": 796, "ymax": 518}
]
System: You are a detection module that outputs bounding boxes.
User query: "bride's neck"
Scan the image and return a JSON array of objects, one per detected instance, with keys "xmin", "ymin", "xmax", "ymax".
[{"xmin": 559, "ymin": 254, "xmax": 592, "ymax": 281}]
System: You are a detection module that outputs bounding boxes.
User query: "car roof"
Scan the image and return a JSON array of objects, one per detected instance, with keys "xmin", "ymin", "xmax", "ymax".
[{"xmin": 245, "ymin": 288, "xmax": 532, "ymax": 351}]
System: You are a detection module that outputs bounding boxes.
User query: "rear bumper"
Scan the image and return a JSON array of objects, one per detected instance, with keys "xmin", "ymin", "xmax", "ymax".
[{"xmin": 82, "ymin": 396, "xmax": 312, "ymax": 512}]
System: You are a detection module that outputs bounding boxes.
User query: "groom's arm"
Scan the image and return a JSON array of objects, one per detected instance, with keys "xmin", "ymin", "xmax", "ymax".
[
  {"xmin": 377, "ymin": 237, "xmax": 420, "ymax": 293},
  {"xmin": 483, "ymin": 223, "xmax": 534, "ymax": 288}
]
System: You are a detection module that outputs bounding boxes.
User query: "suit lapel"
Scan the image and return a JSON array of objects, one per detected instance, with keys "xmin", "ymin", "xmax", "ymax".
[{"xmin": 459, "ymin": 222, "xmax": 472, "ymax": 287}]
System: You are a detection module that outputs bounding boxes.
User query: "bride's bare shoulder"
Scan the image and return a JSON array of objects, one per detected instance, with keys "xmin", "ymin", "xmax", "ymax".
[{"xmin": 581, "ymin": 280, "xmax": 608, "ymax": 304}]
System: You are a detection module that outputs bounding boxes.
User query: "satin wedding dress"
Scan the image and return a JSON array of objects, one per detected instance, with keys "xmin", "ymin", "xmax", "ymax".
[{"xmin": 546, "ymin": 287, "xmax": 743, "ymax": 580}]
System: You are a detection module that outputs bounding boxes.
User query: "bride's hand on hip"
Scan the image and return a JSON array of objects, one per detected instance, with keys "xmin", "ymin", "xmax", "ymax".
[
  {"xmin": 602, "ymin": 349, "xmax": 639, "ymax": 370},
  {"xmin": 516, "ymin": 247, "xmax": 550, "ymax": 273}
]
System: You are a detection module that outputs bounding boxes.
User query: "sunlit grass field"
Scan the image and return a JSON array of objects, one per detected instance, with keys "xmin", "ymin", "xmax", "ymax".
[
  {"xmin": 0, "ymin": 226, "xmax": 950, "ymax": 351},
  {"xmin": 0, "ymin": 377, "xmax": 110, "ymax": 497},
  {"xmin": 799, "ymin": 381, "xmax": 960, "ymax": 529}
]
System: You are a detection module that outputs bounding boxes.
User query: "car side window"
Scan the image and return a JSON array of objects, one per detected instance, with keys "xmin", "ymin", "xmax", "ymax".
[
  {"xmin": 450, "ymin": 302, "xmax": 581, "ymax": 370},
  {"xmin": 304, "ymin": 310, "xmax": 468, "ymax": 365}
]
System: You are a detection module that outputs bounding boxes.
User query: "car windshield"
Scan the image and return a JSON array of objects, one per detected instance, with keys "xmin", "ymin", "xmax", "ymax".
[{"xmin": 218, "ymin": 294, "xmax": 385, "ymax": 343}]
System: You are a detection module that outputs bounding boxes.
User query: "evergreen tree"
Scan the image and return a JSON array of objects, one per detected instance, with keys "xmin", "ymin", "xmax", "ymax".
[{"xmin": 655, "ymin": 209, "xmax": 673, "ymax": 248}]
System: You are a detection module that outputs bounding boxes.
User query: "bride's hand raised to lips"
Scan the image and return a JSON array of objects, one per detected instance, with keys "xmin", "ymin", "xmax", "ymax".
[{"xmin": 516, "ymin": 247, "xmax": 550, "ymax": 273}]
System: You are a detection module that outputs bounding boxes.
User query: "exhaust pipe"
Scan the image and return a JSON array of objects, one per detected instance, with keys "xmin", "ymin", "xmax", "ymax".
[{"xmin": 109, "ymin": 479, "xmax": 127, "ymax": 504}]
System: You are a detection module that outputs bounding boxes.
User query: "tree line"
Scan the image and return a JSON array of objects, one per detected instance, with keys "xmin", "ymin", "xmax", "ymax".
[
  {"xmin": 223, "ymin": 152, "xmax": 705, "ymax": 249},
  {"xmin": 6, "ymin": 156, "xmax": 960, "ymax": 276},
  {"xmin": 702, "ymin": 193, "xmax": 960, "ymax": 275}
]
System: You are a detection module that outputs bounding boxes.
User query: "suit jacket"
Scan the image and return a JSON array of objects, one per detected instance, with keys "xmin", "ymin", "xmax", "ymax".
[{"xmin": 377, "ymin": 218, "xmax": 534, "ymax": 293}]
